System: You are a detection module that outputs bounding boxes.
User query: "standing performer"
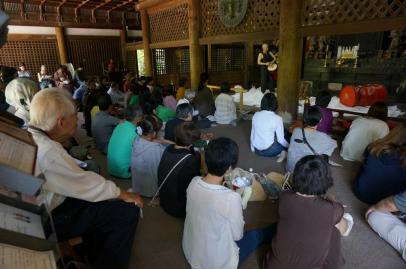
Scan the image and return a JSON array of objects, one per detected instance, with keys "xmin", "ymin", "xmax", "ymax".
[{"xmin": 257, "ymin": 42, "xmax": 277, "ymax": 93}]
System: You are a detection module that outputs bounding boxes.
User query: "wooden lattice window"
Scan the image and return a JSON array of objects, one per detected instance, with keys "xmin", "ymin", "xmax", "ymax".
[
  {"xmin": 154, "ymin": 49, "xmax": 166, "ymax": 75},
  {"xmin": 66, "ymin": 37, "xmax": 122, "ymax": 76},
  {"xmin": 149, "ymin": 2, "xmax": 189, "ymax": 43},
  {"xmin": 302, "ymin": 0, "xmax": 406, "ymax": 26},
  {"xmin": 211, "ymin": 45, "xmax": 246, "ymax": 72},
  {"xmin": 126, "ymin": 50, "xmax": 138, "ymax": 75},
  {"xmin": 0, "ymin": 39, "xmax": 59, "ymax": 75},
  {"xmin": 153, "ymin": 47, "xmax": 190, "ymax": 75},
  {"xmin": 200, "ymin": 0, "xmax": 280, "ymax": 37}
]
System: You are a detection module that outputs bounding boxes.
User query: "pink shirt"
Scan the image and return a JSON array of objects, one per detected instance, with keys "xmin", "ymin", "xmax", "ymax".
[{"xmin": 164, "ymin": 95, "xmax": 177, "ymax": 112}]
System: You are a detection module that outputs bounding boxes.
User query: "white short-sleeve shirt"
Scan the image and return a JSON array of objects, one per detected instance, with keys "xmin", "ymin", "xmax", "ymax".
[{"xmin": 182, "ymin": 177, "xmax": 244, "ymax": 269}]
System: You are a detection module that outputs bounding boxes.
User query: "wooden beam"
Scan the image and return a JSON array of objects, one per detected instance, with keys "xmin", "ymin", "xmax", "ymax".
[
  {"xmin": 20, "ymin": 0, "xmax": 25, "ymax": 19},
  {"xmin": 39, "ymin": 0, "xmax": 46, "ymax": 21},
  {"xmin": 110, "ymin": 0, "xmax": 133, "ymax": 11},
  {"xmin": 140, "ymin": 9, "xmax": 152, "ymax": 76},
  {"xmin": 125, "ymin": 41, "xmax": 144, "ymax": 50},
  {"xmin": 278, "ymin": 0, "xmax": 303, "ymax": 119},
  {"xmin": 74, "ymin": 0, "xmax": 91, "ymax": 22},
  {"xmin": 245, "ymin": 41, "xmax": 254, "ymax": 87},
  {"xmin": 207, "ymin": 44, "xmax": 212, "ymax": 71},
  {"xmin": 7, "ymin": 34, "xmax": 56, "ymax": 41},
  {"xmin": 55, "ymin": 26, "xmax": 68, "ymax": 64},
  {"xmin": 120, "ymin": 27, "xmax": 127, "ymax": 65},
  {"xmin": 136, "ymin": 0, "xmax": 165, "ymax": 10},
  {"xmin": 8, "ymin": 17, "xmax": 129, "ymax": 29},
  {"xmin": 91, "ymin": 0, "xmax": 113, "ymax": 23},
  {"xmin": 299, "ymin": 17, "xmax": 406, "ymax": 37},
  {"xmin": 188, "ymin": 0, "xmax": 202, "ymax": 90},
  {"xmin": 149, "ymin": 40, "xmax": 189, "ymax": 49},
  {"xmin": 199, "ymin": 30, "xmax": 279, "ymax": 45}
]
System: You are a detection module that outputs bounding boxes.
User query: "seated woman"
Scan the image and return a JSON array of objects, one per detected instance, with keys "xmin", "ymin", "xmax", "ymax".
[
  {"xmin": 158, "ymin": 122, "xmax": 201, "ymax": 218},
  {"xmin": 265, "ymin": 155, "xmax": 353, "ymax": 269},
  {"xmin": 315, "ymin": 90, "xmax": 333, "ymax": 133},
  {"xmin": 152, "ymin": 90, "xmax": 176, "ymax": 122},
  {"xmin": 250, "ymin": 93, "xmax": 289, "ymax": 162},
  {"xmin": 163, "ymin": 85, "xmax": 177, "ymax": 112},
  {"xmin": 183, "ymin": 137, "xmax": 275, "ymax": 269},
  {"xmin": 194, "ymin": 72, "xmax": 215, "ymax": 118},
  {"xmin": 131, "ymin": 115, "xmax": 166, "ymax": 197},
  {"xmin": 353, "ymin": 122, "xmax": 406, "ymax": 204},
  {"xmin": 176, "ymin": 77, "xmax": 187, "ymax": 101},
  {"xmin": 4, "ymin": 77, "xmax": 39, "ymax": 124},
  {"xmin": 37, "ymin": 65, "xmax": 53, "ymax": 90},
  {"xmin": 127, "ymin": 80, "xmax": 141, "ymax": 106},
  {"xmin": 286, "ymin": 106, "xmax": 337, "ymax": 173},
  {"xmin": 341, "ymin": 102, "xmax": 389, "ymax": 162},
  {"xmin": 366, "ymin": 191, "xmax": 406, "ymax": 262},
  {"xmin": 214, "ymin": 82, "xmax": 237, "ymax": 125}
]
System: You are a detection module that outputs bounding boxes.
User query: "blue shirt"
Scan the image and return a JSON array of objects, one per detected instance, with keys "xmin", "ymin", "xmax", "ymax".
[{"xmin": 354, "ymin": 150, "xmax": 406, "ymax": 204}]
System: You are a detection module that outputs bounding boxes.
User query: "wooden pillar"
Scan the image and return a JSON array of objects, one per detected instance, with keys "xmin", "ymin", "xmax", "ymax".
[
  {"xmin": 245, "ymin": 41, "xmax": 254, "ymax": 87},
  {"xmin": 188, "ymin": 0, "xmax": 202, "ymax": 90},
  {"xmin": 55, "ymin": 27, "xmax": 68, "ymax": 64},
  {"xmin": 120, "ymin": 28, "xmax": 127, "ymax": 67},
  {"xmin": 207, "ymin": 44, "xmax": 212, "ymax": 71},
  {"xmin": 278, "ymin": 0, "xmax": 303, "ymax": 119},
  {"xmin": 140, "ymin": 9, "xmax": 153, "ymax": 76}
]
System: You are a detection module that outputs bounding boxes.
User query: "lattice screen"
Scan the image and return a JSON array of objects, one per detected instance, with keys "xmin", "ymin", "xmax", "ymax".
[
  {"xmin": 0, "ymin": 39, "xmax": 59, "ymax": 74},
  {"xmin": 149, "ymin": 2, "xmax": 189, "ymax": 43},
  {"xmin": 302, "ymin": 0, "xmax": 406, "ymax": 26},
  {"xmin": 201, "ymin": 0, "xmax": 280, "ymax": 37},
  {"xmin": 211, "ymin": 45, "xmax": 246, "ymax": 72},
  {"xmin": 153, "ymin": 47, "xmax": 190, "ymax": 85},
  {"xmin": 126, "ymin": 50, "xmax": 138, "ymax": 75},
  {"xmin": 66, "ymin": 37, "xmax": 122, "ymax": 76}
]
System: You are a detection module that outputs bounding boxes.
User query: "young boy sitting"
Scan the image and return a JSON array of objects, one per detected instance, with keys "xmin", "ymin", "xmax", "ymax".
[
  {"xmin": 182, "ymin": 137, "xmax": 274, "ymax": 269},
  {"xmin": 92, "ymin": 94, "xmax": 120, "ymax": 154}
]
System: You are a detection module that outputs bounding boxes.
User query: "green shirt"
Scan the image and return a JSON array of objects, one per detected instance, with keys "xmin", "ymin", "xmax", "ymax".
[
  {"xmin": 129, "ymin": 95, "xmax": 139, "ymax": 106},
  {"xmin": 156, "ymin": 105, "xmax": 176, "ymax": 122},
  {"xmin": 107, "ymin": 121, "xmax": 137, "ymax": 178}
]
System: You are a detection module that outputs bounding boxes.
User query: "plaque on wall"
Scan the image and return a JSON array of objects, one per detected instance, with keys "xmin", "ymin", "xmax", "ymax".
[{"xmin": 218, "ymin": 0, "xmax": 248, "ymax": 28}]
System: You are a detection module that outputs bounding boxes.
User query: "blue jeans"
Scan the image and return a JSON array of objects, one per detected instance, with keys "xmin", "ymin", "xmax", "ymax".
[
  {"xmin": 236, "ymin": 223, "xmax": 276, "ymax": 265},
  {"xmin": 255, "ymin": 141, "xmax": 286, "ymax": 157}
]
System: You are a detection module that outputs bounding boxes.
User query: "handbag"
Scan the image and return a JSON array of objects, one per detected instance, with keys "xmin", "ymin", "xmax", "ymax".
[
  {"xmin": 149, "ymin": 153, "xmax": 192, "ymax": 206},
  {"xmin": 295, "ymin": 127, "xmax": 329, "ymax": 163}
]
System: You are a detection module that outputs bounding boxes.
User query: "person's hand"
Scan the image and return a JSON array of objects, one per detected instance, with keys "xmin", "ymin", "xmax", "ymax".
[
  {"xmin": 201, "ymin": 132, "xmax": 214, "ymax": 141},
  {"xmin": 119, "ymin": 190, "xmax": 144, "ymax": 208}
]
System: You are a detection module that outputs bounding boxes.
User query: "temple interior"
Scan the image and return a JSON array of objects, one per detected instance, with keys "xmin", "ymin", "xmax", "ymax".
[{"xmin": 0, "ymin": 1, "xmax": 405, "ymax": 269}]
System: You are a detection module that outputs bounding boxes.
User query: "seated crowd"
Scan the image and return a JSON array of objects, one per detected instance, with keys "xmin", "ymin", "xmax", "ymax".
[{"xmin": 0, "ymin": 63, "xmax": 405, "ymax": 269}]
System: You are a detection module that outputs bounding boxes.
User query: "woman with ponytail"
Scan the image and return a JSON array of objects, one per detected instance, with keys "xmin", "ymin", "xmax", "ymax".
[{"xmin": 131, "ymin": 115, "xmax": 166, "ymax": 197}]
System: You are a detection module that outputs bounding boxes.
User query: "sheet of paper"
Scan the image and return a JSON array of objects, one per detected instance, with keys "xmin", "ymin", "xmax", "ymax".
[
  {"xmin": 0, "ymin": 243, "xmax": 56, "ymax": 269},
  {"xmin": 0, "ymin": 202, "xmax": 45, "ymax": 239},
  {"xmin": 0, "ymin": 132, "xmax": 36, "ymax": 174}
]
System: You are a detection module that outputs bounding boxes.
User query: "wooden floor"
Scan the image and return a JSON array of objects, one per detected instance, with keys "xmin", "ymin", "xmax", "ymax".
[{"xmin": 75, "ymin": 115, "xmax": 405, "ymax": 269}]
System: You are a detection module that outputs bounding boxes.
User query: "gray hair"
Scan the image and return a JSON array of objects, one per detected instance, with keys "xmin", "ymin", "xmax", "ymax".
[
  {"xmin": 29, "ymin": 88, "xmax": 75, "ymax": 131},
  {"xmin": 176, "ymin": 103, "xmax": 193, "ymax": 119}
]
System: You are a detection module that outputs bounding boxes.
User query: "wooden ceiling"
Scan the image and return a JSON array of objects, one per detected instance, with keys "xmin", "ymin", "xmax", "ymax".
[{"xmin": 1, "ymin": 0, "xmax": 141, "ymax": 29}]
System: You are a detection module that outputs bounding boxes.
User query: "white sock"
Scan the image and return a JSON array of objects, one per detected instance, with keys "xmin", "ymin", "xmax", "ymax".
[{"xmin": 342, "ymin": 213, "xmax": 354, "ymax": 236}]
